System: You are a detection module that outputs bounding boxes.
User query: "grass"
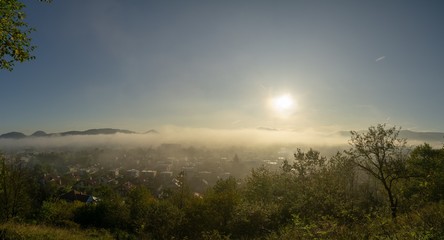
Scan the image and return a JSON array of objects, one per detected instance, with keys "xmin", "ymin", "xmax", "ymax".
[{"xmin": 0, "ymin": 222, "xmax": 114, "ymax": 240}]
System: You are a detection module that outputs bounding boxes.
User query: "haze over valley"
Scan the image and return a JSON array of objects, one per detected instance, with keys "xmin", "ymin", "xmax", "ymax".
[
  {"xmin": 1, "ymin": 127, "xmax": 443, "ymax": 151},
  {"xmin": 2, "ymin": 1, "xmax": 444, "ymax": 239}
]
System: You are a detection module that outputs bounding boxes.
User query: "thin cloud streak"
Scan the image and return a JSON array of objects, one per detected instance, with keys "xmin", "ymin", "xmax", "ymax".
[{"xmin": 375, "ymin": 56, "xmax": 386, "ymax": 62}]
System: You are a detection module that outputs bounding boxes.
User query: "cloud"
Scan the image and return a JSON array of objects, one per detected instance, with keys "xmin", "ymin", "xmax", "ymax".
[{"xmin": 375, "ymin": 56, "xmax": 386, "ymax": 62}]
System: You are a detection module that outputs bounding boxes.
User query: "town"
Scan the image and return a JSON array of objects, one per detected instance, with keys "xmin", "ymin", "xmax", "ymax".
[{"xmin": 5, "ymin": 143, "xmax": 287, "ymax": 203}]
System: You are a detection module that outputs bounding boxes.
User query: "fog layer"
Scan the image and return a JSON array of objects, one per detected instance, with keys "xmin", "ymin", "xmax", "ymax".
[{"xmin": 0, "ymin": 127, "xmax": 349, "ymax": 150}]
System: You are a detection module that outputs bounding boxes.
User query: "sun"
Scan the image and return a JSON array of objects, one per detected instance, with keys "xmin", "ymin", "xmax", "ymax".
[
  {"xmin": 272, "ymin": 94, "xmax": 294, "ymax": 112},
  {"xmin": 268, "ymin": 94, "xmax": 297, "ymax": 119},
  {"xmin": 266, "ymin": 93, "xmax": 298, "ymax": 119}
]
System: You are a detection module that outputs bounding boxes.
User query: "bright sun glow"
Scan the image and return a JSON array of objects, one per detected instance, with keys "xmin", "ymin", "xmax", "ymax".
[
  {"xmin": 272, "ymin": 94, "xmax": 293, "ymax": 111},
  {"xmin": 268, "ymin": 94, "xmax": 297, "ymax": 118}
]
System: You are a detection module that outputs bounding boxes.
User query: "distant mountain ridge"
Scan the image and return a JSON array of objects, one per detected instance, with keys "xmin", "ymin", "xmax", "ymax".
[
  {"xmin": 1, "ymin": 128, "xmax": 443, "ymax": 144},
  {"xmin": 336, "ymin": 130, "xmax": 444, "ymax": 143},
  {"xmin": 399, "ymin": 130, "xmax": 444, "ymax": 142},
  {"xmin": 0, "ymin": 128, "xmax": 158, "ymax": 139},
  {"xmin": 0, "ymin": 132, "xmax": 27, "ymax": 139},
  {"xmin": 59, "ymin": 128, "xmax": 135, "ymax": 136},
  {"xmin": 31, "ymin": 130, "xmax": 49, "ymax": 137}
]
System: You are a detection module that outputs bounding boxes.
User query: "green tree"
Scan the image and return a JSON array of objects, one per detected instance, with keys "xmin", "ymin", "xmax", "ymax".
[
  {"xmin": 0, "ymin": 154, "xmax": 32, "ymax": 221},
  {"xmin": 244, "ymin": 166, "xmax": 278, "ymax": 204},
  {"xmin": 204, "ymin": 177, "xmax": 240, "ymax": 234},
  {"xmin": 293, "ymin": 148, "xmax": 326, "ymax": 177},
  {"xmin": 73, "ymin": 187, "xmax": 129, "ymax": 232},
  {"xmin": 230, "ymin": 201, "xmax": 281, "ymax": 239},
  {"xmin": 167, "ymin": 171, "xmax": 194, "ymax": 210},
  {"xmin": 39, "ymin": 200, "xmax": 83, "ymax": 227},
  {"xmin": 1, "ymin": 0, "xmax": 36, "ymax": 71},
  {"xmin": 326, "ymin": 152, "xmax": 369, "ymax": 223},
  {"xmin": 405, "ymin": 143, "xmax": 444, "ymax": 204},
  {"xmin": 181, "ymin": 177, "xmax": 241, "ymax": 238},
  {"xmin": 1, "ymin": 0, "xmax": 51, "ymax": 71},
  {"xmin": 346, "ymin": 124, "xmax": 409, "ymax": 219},
  {"xmin": 127, "ymin": 186, "xmax": 154, "ymax": 234},
  {"xmin": 144, "ymin": 200, "xmax": 184, "ymax": 239}
]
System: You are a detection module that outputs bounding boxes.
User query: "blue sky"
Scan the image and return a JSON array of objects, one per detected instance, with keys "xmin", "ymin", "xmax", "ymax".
[{"xmin": 1, "ymin": 0, "xmax": 444, "ymax": 134}]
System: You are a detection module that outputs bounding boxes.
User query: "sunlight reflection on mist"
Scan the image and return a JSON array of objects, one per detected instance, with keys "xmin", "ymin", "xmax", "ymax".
[{"xmin": 0, "ymin": 127, "xmax": 349, "ymax": 150}]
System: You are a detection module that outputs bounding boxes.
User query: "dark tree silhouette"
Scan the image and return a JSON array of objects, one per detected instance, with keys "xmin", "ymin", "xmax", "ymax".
[{"xmin": 346, "ymin": 123, "xmax": 409, "ymax": 219}]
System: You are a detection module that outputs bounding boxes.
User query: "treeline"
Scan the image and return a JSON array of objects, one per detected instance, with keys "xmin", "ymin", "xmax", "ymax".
[{"xmin": 1, "ymin": 124, "xmax": 444, "ymax": 239}]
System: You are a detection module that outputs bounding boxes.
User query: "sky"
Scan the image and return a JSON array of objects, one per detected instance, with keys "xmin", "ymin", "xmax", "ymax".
[{"xmin": 2, "ymin": 0, "xmax": 444, "ymax": 135}]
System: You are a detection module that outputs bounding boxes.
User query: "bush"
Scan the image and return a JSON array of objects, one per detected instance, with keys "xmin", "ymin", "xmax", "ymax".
[{"xmin": 39, "ymin": 200, "xmax": 83, "ymax": 227}]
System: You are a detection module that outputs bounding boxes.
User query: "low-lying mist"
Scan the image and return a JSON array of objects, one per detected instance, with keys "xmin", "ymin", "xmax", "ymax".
[
  {"xmin": 1, "ymin": 126, "xmax": 441, "ymax": 153},
  {"xmin": 0, "ymin": 127, "xmax": 349, "ymax": 150}
]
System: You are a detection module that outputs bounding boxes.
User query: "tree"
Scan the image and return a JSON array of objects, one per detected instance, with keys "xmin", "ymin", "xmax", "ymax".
[
  {"xmin": 204, "ymin": 177, "xmax": 240, "ymax": 233},
  {"xmin": 144, "ymin": 200, "xmax": 184, "ymax": 239},
  {"xmin": 39, "ymin": 200, "xmax": 83, "ymax": 227},
  {"xmin": 127, "ymin": 186, "xmax": 154, "ymax": 234},
  {"xmin": 0, "ymin": 153, "xmax": 33, "ymax": 221},
  {"xmin": 1, "ymin": 0, "xmax": 51, "ymax": 71},
  {"xmin": 293, "ymin": 148, "xmax": 326, "ymax": 177},
  {"xmin": 406, "ymin": 143, "xmax": 444, "ymax": 203},
  {"xmin": 244, "ymin": 166, "xmax": 277, "ymax": 204},
  {"xmin": 346, "ymin": 124, "xmax": 409, "ymax": 219},
  {"xmin": 0, "ymin": 0, "xmax": 36, "ymax": 71}
]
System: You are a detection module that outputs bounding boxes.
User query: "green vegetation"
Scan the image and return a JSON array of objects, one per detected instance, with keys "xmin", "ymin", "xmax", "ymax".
[
  {"xmin": 346, "ymin": 124, "xmax": 408, "ymax": 219},
  {"xmin": 0, "ymin": 222, "xmax": 113, "ymax": 240},
  {"xmin": 1, "ymin": 0, "xmax": 35, "ymax": 71},
  {"xmin": 0, "ymin": 0, "xmax": 51, "ymax": 71},
  {"xmin": 1, "ymin": 124, "xmax": 444, "ymax": 239}
]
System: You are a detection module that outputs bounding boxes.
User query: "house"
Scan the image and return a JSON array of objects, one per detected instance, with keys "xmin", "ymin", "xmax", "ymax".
[{"xmin": 126, "ymin": 169, "xmax": 140, "ymax": 178}]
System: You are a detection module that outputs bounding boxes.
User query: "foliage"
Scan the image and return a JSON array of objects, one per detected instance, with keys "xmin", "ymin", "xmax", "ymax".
[
  {"xmin": 243, "ymin": 166, "xmax": 279, "ymax": 204},
  {"xmin": 354, "ymin": 201, "xmax": 444, "ymax": 239},
  {"xmin": 143, "ymin": 200, "xmax": 184, "ymax": 239},
  {"xmin": 126, "ymin": 186, "xmax": 154, "ymax": 234},
  {"xmin": 405, "ymin": 143, "xmax": 444, "ymax": 205},
  {"xmin": 0, "ymin": 154, "xmax": 33, "ymax": 222},
  {"xmin": 267, "ymin": 201, "xmax": 444, "ymax": 239},
  {"xmin": 292, "ymin": 148, "xmax": 326, "ymax": 177},
  {"xmin": 1, "ymin": 124, "xmax": 444, "ymax": 238},
  {"xmin": 39, "ymin": 200, "xmax": 83, "ymax": 227},
  {"xmin": 200, "ymin": 230, "xmax": 230, "ymax": 240},
  {"xmin": 0, "ymin": 0, "xmax": 36, "ymax": 71},
  {"xmin": 201, "ymin": 177, "xmax": 240, "ymax": 235},
  {"xmin": 229, "ymin": 201, "xmax": 281, "ymax": 239},
  {"xmin": 73, "ymin": 196, "xmax": 129, "ymax": 231},
  {"xmin": 346, "ymin": 123, "xmax": 409, "ymax": 219}
]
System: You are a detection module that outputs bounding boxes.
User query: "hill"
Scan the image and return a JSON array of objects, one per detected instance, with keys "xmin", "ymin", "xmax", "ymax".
[
  {"xmin": 60, "ymin": 128, "xmax": 136, "ymax": 136},
  {"xmin": 336, "ymin": 130, "xmax": 444, "ymax": 144},
  {"xmin": 0, "ymin": 128, "xmax": 139, "ymax": 139},
  {"xmin": 0, "ymin": 132, "xmax": 27, "ymax": 139},
  {"xmin": 31, "ymin": 130, "xmax": 49, "ymax": 137}
]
